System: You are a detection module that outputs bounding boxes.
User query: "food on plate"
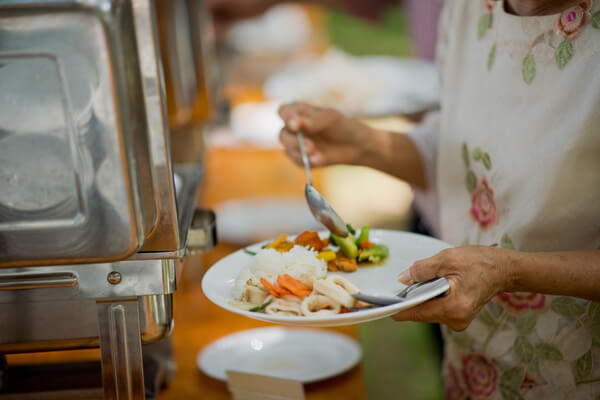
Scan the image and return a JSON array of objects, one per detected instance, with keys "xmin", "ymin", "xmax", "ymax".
[
  {"xmin": 265, "ymin": 297, "xmax": 302, "ymax": 316},
  {"xmin": 300, "ymin": 294, "xmax": 341, "ymax": 316},
  {"xmin": 231, "ymin": 227, "xmax": 391, "ymax": 316},
  {"xmin": 245, "ymin": 225, "xmax": 390, "ymax": 272},
  {"xmin": 232, "ymin": 232, "xmax": 390, "ymax": 316},
  {"xmin": 232, "ymin": 245, "xmax": 327, "ymax": 302},
  {"xmin": 313, "ymin": 276, "xmax": 358, "ymax": 308},
  {"xmin": 327, "ymin": 253, "xmax": 357, "ymax": 273}
]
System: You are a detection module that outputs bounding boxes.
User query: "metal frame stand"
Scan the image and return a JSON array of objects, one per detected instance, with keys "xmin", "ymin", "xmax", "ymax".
[{"xmin": 97, "ymin": 299, "xmax": 145, "ymax": 400}]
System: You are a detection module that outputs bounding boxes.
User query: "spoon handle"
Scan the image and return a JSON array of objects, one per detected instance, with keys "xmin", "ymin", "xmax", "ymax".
[{"xmin": 297, "ymin": 132, "xmax": 312, "ymax": 186}]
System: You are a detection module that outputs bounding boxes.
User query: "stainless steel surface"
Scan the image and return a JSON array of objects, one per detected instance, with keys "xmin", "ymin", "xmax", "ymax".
[
  {"xmin": 133, "ymin": 0, "xmax": 181, "ymax": 253},
  {"xmin": 185, "ymin": 208, "xmax": 217, "ymax": 256},
  {"xmin": 140, "ymin": 294, "xmax": 174, "ymax": 344},
  {"xmin": 0, "ymin": 1, "xmax": 217, "ymax": 398},
  {"xmin": 0, "ymin": 272, "xmax": 77, "ymax": 290},
  {"xmin": 0, "ymin": 0, "xmax": 158, "ymax": 267},
  {"xmin": 0, "ymin": 260, "xmax": 176, "ymax": 303},
  {"xmin": 395, "ymin": 277, "xmax": 448, "ymax": 298},
  {"xmin": 97, "ymin": 299, "xmax": 145, "ymax": 400},
  {"xmin": 297, "ymin": 133, "xmax": 348, "ymax": 237},
  {"xmin": 0, "ymin": 294, "xmax": 173, "ymax": 353},
  {"xmin": 131, "ymin": 164, "xmax": 203, "ymax": 260},
  {"xmin": 156, "ymin": 0, "xmax": 224, "ymax": 129}
]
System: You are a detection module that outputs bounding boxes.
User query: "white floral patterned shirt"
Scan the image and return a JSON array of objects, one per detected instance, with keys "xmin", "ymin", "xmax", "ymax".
[{"xmin": 408, "ymin": 1, "xmax": 600, "ymax": 399}]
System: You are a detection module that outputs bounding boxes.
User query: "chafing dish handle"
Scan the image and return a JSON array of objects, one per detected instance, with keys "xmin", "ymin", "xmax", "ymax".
[
  {"xmin": 185, "ymin": 208, "xmax": 217, "ymax": 256},
  {"xmin": 0, "ymin": 272, "xmax": 78, "ymax": 290}
]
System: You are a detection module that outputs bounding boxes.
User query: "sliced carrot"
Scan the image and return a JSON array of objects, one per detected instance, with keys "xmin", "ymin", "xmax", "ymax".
[
  {"xmin": 360, "ymin": 241, "xmax": 373, "ymax": 249},
  {"xmin": 276, "ymin": 286, "xmax": 294, "ymax": 296},
  {"xmin": 260, "ymin": 278, "xmax": 281, "ymax": 298},
  {"xmin": 277, "ymin": 274, "xmax": 311, "ymax": 298}
]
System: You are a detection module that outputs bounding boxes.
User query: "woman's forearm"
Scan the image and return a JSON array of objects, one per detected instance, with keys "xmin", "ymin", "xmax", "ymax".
[
  {"xmin": 358, "ymin": 127, "xmax": 428, "ymax": 189},
  {"xmin": 505, "ymin": 250, "xmax": 600, "ymax": 301}
]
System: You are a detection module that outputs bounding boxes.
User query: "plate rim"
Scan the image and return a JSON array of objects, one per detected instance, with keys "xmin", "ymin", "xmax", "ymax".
[
  {"xmin": 196, "ymin": 326, "xmax": 363, "ymax": 383},
  {"xmin": 201, "ymin": 229, "xmax": 451, "ymax": 327}
]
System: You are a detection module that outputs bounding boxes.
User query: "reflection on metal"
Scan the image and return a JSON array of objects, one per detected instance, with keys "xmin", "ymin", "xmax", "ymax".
[
  {"xmin": 97, "ymin": 299, "xmax": 145, "ymax": 400},
  {"xmin": 0, "ymin": 272, "xmax": 77, "ymax": 290},
  {"xmin": 140, "ymin": 294, "xmax": 173, "ymax": 344},
  {"xmin": 131, "ymin": 164, "xmax": 203, "ymax": 260},
  {"xmin": 185, "ymin": 208, "xmax": 217, "ymax": 256},
  {"xmin": 133, "ymin": 0, "xmax": 181, "ymax": 253},
  {"xmin": 0, "ymin": 295, "xmax": 174, "ymax": 353},
  {"xmin": 107, "ymin": 271, "xmax": 122, "ymax": 285},
  {"xmin": 0, "ymin": 0, "xmax": 157, "ymax": 267},
  {"xmin": 0, "ymin": 337, "xmax": 100, "ymax": 354},
  {"xmin": 0, "ymin": 260, "xmax": 177, "ymax": 303}
]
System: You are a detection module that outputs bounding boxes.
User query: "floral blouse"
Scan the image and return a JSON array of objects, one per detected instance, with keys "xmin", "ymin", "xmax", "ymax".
[{"xmin": 408, "ymin": 1, "xmax": 600, "ymax": 399}]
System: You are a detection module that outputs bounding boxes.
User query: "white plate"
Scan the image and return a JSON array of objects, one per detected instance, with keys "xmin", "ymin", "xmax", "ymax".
[
  {"xmin": 197, "ymin": 327, "xmax": 362, "ymax": 383},
  {"xmin": 202, "ymin": 230, "xmax": 451, "ymax": 327}
]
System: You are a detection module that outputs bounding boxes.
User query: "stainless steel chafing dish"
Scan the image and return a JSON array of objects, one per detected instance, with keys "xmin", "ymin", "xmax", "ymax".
[{"xmin": 0, "ymin": 0, "xmax": 219, "ymax": 398}]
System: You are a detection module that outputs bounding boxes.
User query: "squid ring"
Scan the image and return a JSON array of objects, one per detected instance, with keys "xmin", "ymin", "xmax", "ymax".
[
  {"xmin": 301, "ymin": 294, "xmax": 341, "ymax": 316},
  {"xmin": 313, "ymin": 276, "xmax": 357, "ymax": 308}
]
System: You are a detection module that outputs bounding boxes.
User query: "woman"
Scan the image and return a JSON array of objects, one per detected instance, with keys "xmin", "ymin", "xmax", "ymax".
[{"xmin": 279, "ymin": 0, "xmax": 600, "ymax": 398}]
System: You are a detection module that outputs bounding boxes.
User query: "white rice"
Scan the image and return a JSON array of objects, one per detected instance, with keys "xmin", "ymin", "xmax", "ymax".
[{"xmin": 233, "ymin": 245, "xmax": 326, "ymax": 300}]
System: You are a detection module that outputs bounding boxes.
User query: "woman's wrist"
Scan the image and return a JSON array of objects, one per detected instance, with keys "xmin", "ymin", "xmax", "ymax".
[
  {"xmin": 498, "ymin": 248, "xmax": 528, "ymax": 293},
  {"xmin": 354, "ymin": 125, "xmax": 389, "ymax": 167}
]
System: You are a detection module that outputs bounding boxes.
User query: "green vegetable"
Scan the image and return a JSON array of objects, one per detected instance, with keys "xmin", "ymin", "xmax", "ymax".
[
  {"xmin": 346, "ymin": 224, "xmax": 356, "ymax": 235},
  {"xmin": 244, "ymin": 249, "xmax": 257, "ymax": 256},
  {"xmin": 357, "ymin": 225, "xmax": 370, "ymax": 247},
  {"xmin": 358, "ymin": 244, "xmax": 389, "ymax": 263},
  {"xmin": 249, "ymin": 299, "xmax": 272, "ymax": 312},
  {"xmin": 332, "ymin": 233, "xmax": 358, "ymax": 259}
]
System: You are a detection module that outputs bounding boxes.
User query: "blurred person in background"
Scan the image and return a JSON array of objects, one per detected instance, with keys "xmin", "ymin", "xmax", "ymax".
[
  {"xmin": 208, "ymin": 0, "xmax": 445, "ymax": 237},
  {"xmin": 279, "ymin": 0, "xmax": 600, "ymax": 398}
]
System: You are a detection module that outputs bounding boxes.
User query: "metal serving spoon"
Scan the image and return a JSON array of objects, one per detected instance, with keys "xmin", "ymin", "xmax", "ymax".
[{"xmin": 297, "ymin": 132, "xmax": 348, "ymax": 237}]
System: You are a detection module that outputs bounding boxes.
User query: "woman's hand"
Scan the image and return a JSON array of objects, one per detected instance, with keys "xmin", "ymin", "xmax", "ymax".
[
  {"xmin": 392, "ymin": 246, "xmax": 518, "ymax": 331},
  {"xmin": 278, "ymin": 102, "xmax": 374, "ymax": 167}
]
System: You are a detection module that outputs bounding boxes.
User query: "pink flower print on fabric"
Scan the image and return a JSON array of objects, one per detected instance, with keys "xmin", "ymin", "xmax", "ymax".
[
  {"xmin": 482, "ymin": 0, "xmax": 497, "ymax": 13},
  {"xmin": 461, "ymin": 353, "xmax": 499, "ymax": 399},
  {"xmin": 444, "ymin": 363, "xmax": 469, "ymax": 400},
  {"xmin": 494, "ymin": 292, "xmax": 549, "ymax": 315},
  {"xmin": 470, "ymin": 176, "xmax": 498, "ymax": 230},
  {"xmin": 520, "ymin": 371, "xmax": 544, "ymax": 395},
  {"xmin": 554, "ymin": 1, "xmax": 593, "ymax": 41}
]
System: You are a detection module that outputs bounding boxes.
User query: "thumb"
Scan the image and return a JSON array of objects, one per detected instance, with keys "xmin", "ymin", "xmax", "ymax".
[{"xmin": 398, "ymin": 255, "xmax": 441, "ymax": 285}]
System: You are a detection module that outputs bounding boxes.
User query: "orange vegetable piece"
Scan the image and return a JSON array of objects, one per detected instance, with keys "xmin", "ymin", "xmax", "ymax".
[
  {"xmin": 277, "ymin": 274, "xmax": 311, "ymax": 298},
  {"xmin": 360, "ymin": 241, "xmax": 374, "ymax": 249},
  {"xmin": 260, "ymin": 278, "xmax": 282, "ymax": 298},
  {"xmin": 265, "ymin": 234, "xmax": 288, "ymax": 249},
  {"xmin": 294, "ymin": 231, "xmax": 325, "ymax": 251}
]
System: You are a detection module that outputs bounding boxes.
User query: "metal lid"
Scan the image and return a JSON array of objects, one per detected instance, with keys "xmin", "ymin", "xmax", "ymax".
[{"xmin": 0, "ymin": 0, "xmax": 158, "ymax": 266}]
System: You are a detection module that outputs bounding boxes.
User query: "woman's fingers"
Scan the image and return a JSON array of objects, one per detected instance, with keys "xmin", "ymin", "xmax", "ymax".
[
  {"xmin": 279, "ymin": 128, "xmax": 322, "ymax": 165},
  {"xmin": 391, "ymin": 296, "xmax": 447, "ymax": 324},
  {"xmin": 391, "ymin": 288, "xmax": 472, "ymax": 331},
  {"xmin": 398, "ymin": 251, "xmax": 446, "ymax": 285},
  {"xmin": 278, "ymin": 102, "xmax": 333, "ymax": 136}
]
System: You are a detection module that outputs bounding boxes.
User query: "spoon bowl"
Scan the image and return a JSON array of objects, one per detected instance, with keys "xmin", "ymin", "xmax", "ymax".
[
  {"xmin": 305, "ymin": 184, "xmax": 348, "ymax": 237},
  {"xmin": 297, "ymin": 132, "xmax": 348, "ymax": 237}
]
